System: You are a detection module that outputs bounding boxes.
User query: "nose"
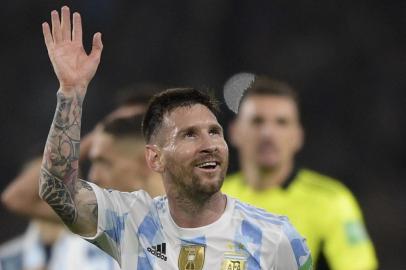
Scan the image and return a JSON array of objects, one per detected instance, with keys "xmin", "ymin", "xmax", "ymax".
[
  {"xmin": 260, "ymin": 121, "xmax": 276, "ymax": 138},
  {"xmin": 199, "ymin": 132, "xmax": 218, "ymax": 153}
]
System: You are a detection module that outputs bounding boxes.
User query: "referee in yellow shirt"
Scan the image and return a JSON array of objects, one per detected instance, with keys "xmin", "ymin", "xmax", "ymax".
[{"xmin": 222, "ymin": 74, "xmax": 378, "ymax": 270}]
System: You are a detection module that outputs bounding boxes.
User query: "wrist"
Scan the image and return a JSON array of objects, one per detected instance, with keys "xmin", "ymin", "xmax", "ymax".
[
  {"xmin": 56, "ymin": 89, "xmax": 84, "ymax": 106},
  {"xmin": 58, "ymin": 84, "xmax": 87, "ymax": 96},
  {"xmin": 57, "ymin": 86, "xmax": 86, "ymax": 99}
]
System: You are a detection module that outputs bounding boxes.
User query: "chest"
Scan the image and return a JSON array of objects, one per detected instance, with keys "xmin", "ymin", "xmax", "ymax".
[{"xmin": 121, "ymin": 227, "xmax": 274, "ymax": 270}]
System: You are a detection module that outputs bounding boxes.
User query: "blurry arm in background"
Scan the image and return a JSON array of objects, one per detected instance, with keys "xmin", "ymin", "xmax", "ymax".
[{"xmin": 1, "ymin": 158, "xmax": 61, "ymax": 223}]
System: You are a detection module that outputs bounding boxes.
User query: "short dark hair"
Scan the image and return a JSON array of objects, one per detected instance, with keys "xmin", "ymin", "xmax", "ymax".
[
  {"xmin": 239, "ymin": 75, "xmax": 299, "ymax": 111},
  {"xmin": 102, "ymin": 115, "xmax": 144, "ymax": 140},
  {"xmin": 142, "ymin": 88, "xmax": 219, "ymax": 143}
]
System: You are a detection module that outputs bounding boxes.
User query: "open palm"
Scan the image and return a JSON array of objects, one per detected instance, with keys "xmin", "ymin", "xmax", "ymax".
[{"xmin": 42, "ymin": 6, "xmax": 103, "ymax": 95}]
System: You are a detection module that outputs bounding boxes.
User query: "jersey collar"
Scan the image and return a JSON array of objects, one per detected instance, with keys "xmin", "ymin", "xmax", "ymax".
[{"xmin": 281, "ymin": 164, "xmax": 300, "ymax": 189}]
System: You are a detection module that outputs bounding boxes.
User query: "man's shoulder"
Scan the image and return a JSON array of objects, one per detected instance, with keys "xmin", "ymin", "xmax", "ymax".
[
  {"xmin": 230, "ymin": 197, "xmax": 292, "ymax": 230},
  {"xmin": 231, "ymin": 198, "xmax": 310, "ymax": 257},
  {"xmin": 296, "ymin": 168, "xmax": 353, "ymax": 198},
  {"xmin": 90, "ymin": 182, "xmax": 154, "ymax": 206}
]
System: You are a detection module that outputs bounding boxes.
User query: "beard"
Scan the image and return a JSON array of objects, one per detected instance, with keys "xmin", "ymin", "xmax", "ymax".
[{"xmin": 164, "ymin": 154, "xmax": 228, "ymax": 203}]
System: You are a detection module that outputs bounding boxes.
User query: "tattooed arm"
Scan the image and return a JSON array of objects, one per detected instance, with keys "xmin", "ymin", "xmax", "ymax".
[{"xmin": 39, "ymin": 6, "xmax": 103, "ymax": 236}]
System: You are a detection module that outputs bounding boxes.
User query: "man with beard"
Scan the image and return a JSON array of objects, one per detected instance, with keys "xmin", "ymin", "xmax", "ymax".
[
  {"xmin": 222, "ymin": 75, "xmax": 378, "ymax": 270},
  {"xmin": 38, "ymin": 7, "xmax": 312, "ymax": 269}
]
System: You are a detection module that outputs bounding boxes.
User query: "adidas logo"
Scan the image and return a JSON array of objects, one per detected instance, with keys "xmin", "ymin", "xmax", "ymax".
[{"xmin": 147, "ymin": 243, "xmax": 167, "ymax": 261}]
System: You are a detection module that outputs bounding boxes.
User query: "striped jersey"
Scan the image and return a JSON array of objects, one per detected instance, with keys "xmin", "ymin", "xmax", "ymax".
[{"xmin": 83, "ymin": 182, "xmax": 312, "ymax": 270}]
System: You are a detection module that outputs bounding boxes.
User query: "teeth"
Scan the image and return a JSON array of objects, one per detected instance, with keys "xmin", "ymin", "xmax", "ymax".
[{"xmin": 197, "ymin": 161, "xmax": 217, "ymax": 168}]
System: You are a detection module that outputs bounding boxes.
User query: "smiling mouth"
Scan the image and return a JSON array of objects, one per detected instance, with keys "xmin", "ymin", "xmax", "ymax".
[{"xmin": 195, "ymin": 161, "xmax": 220, "ymax": 170}]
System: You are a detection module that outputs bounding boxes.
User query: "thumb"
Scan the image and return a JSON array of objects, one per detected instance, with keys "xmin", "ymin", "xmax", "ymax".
[{"xmin": 90, "ymin": 32, "xmax": 103, "ymax": 60}]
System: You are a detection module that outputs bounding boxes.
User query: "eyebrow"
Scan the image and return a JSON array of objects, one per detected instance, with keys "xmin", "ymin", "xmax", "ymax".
[
  {"xmin": 177, "ymin": 122, "xmax": 223, "ymax": 134},
  {"xmin": 209, "ymin": 123, "xmax": 224, "ymax": 132}
]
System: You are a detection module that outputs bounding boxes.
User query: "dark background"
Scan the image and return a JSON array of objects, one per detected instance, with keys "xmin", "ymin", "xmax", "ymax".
[{"xmin": 0, "ymin": 1, "xmax": 405, "ymax": 269}]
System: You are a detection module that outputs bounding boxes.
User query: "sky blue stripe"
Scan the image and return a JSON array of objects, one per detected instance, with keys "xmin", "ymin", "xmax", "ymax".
[
  {"xmin": 281, "ymin": 223, "xmax": 310, "ymax": 267},
  {"xmin": 235, "ymin": 204, "xmax": 284, "ymax": 226},
  {"xmin": 235, "ymin": 201, "xmax": 282, "ymax": 220}
]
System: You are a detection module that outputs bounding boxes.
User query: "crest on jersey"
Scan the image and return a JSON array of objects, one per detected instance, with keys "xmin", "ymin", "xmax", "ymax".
[
  {"xmin": 221, "ymin": 251, "xmax": 247, "ymax": 270},
  {"xmin": 178, "ymin": 244, "xmax": 205, "ymax": 270}
]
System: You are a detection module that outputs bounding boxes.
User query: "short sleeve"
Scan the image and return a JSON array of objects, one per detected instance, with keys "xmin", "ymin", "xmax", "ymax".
[
  {"xmin": 82, "ymin": 183, "xmax": 153, "ymax": 265},
  {"xmin": 274, "ymin": 221, "xmax": 313, "ymax": 270},
  {"xmin": 323, "ymin": 190, "xmax": 378, "ymax": 270}
]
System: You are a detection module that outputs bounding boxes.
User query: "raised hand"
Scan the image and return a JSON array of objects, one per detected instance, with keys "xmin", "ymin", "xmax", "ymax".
[
  {"xmin": 42, "ymin": 6, "xmax": 103, "ymax": 96},
  {"xmin": 39, "ymin": 6, "xmax": 100, "ymax": 236}
]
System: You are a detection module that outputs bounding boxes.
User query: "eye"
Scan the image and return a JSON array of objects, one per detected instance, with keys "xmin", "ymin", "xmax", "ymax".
[
  {"xmin": 251, "ymin": 116, "xmax": 264, "ymax": 126},
  {"xmin": 209, "ymin": 127, "xmax": 222, "ymax": 136},
  {"xmin": 185, "ymin": 130, "xmax": 196, "ymax": 138},
  {"xmin": 276, "ymin": 117, "xmax": 289, "ymax": 126}
]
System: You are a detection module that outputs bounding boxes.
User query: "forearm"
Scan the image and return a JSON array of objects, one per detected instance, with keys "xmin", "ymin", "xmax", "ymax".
[
  {"xmin": 39, "ymin": 89, "xmax": 84, "ymax": 226},
  {"xmin": 4, "ymin": 198, "xmax": 62, "ymax": 223}
]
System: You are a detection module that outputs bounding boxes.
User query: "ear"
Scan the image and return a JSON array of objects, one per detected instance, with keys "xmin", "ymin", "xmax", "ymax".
[
  {"xmin": 228, "ymin": 118, "xmax": 240, "ymax": 147},
  {"xmin": 145, "ymin": 144, "xmax": 164, "ymax": 173}
]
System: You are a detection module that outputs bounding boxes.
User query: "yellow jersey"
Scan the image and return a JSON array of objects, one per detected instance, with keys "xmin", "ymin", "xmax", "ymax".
[{"xmin": 222, "ymin": 168, "xmax": 378, "ymax": 270}]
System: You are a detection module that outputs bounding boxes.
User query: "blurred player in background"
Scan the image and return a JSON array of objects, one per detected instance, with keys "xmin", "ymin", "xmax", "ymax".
[
  {"xmin": 1, "ymin": 156, "xmax": 119, "ymax": 270},
  {"xmin": 222, "ymin": 74, "xmax": 378, "ymax": 270},
  {"xmin": 80, "ymin": 82, "xmax": 166, "ymax": 166},
  {"xmin": 88, "ymin": 116, "xmax": 165, "ymax": 196}
]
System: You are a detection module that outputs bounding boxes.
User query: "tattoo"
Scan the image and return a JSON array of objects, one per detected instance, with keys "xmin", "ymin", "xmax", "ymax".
[
  {"xmin": 77, "ymin": 180, "xmax": 98, "ymax": 220},
  {"xmin": 44, "ymin": 92, "xmax": 82, "ymax": 181},
  {"xmin": 78, "ymin": 179, "xmax": 93, "ymax": 191},
  {"xmin": 39, "ymin": 91, "xmax": 90, "ymax": 226},
  {"xmin": 77, "ymin": 179, "xmax": 98, "ymax": 225},
  {"xmin": 40, "ymin": 168, "xmax": 77, "ymax": 224}
]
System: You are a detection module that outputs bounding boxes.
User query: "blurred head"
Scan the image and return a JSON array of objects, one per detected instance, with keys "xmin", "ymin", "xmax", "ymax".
[
  {"xmin": 88, "ymin": 116, "xmax": 150, "ymax": 192},
  {"xmin": 143, "ymin": 88, "xmax": 229, "ymax": 201},
  {"xmin": 230, "ymin": 76, "xmax": 303, "ymax": 170},
  {"xmin": 106, "ymin": 82, "xmax": 166, "ymax": 121}
]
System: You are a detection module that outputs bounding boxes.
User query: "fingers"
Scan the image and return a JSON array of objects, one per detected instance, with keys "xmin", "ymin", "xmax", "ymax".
[
  {"xmin": 61, "ymin": 6, "xmax": 71, "ymax": 41},
  {"xmin": 72, "ymin": 12, "xmax": 82, "ymax": 43},
  {"xmin": 90, "ymin": 33, "xmax": 103, "ymax": 61},
  {"xmin": 51, "ymin": 10, "xmax": 62, "ymax": 43},
  {"xmin": 42, "ymin": 22, "xmax": 53, "ymax": 50},
  {"xmin": 48, "ymin": 7, "xmax": 75, "ymax": 44}
]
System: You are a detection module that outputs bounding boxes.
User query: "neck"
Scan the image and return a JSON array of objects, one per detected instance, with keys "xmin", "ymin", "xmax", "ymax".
[
  {"xmin": 167, "ymin": 189, "xmax": 226, "ymax": 228},
  {"xmin": 124, "ymin": 171, "xmax": 164, "ymax": 196},
  {"xmin": 241, "ymin": 158, "xmax": 294, "ymax": 190},
  {"xmin": 144, "ymin": 172, "xmax": 165, "ymax": 197}
]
